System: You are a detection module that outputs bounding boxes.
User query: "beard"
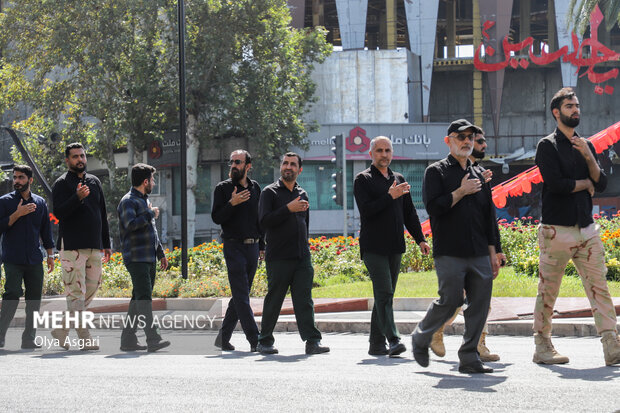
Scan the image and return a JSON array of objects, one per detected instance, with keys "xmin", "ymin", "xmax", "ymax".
[
  {"xmin": 471, "ymin": 148, "xmax": 485, "ymax": 159},
  {"xmin": 145, "ymin": 182, "xmax": 153, "ymax": 195},
  {"xmin": 230, "ymin": 168, "xmax": 244, "ymax": 183},
  {"xmin": 71, "ymin": 163, "xmax": 86, "ymax": 173},
  {"xmin": 281, "ymin": 170, "xmax": 296, "ymax": 182},
  {"xmin": 560, "ymin": 112, "xmax": 580, "ymax": 128},
  {"xmin": 14, "ymin": 182, "xmax": 29, "ymax": 193}
]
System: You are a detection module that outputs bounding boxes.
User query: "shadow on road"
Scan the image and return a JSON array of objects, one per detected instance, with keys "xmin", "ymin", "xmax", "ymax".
[
  {"xmin": 544, "ymin": 364, "xmax": 620, "ymax": 381},
  {"xmin": 418, "ymin": 371, "xmax": 508, "ymax": 392},
  {"xmin": 204, "ymin": 352, "xmax": 257, "ymax": 360},
  {"xmin": 357, "ymin": 356, "xmax": 411, "ymax": 366},
  {"xmin": 254, "ymin": 354, "xmax": 311, "ymax": 363},
  {"xmin": 32, "ymin": 350, "xmax": 93, "ymax": 359}
]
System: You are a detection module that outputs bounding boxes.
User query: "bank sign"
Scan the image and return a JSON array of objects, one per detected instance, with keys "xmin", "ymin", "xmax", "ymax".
[{"xmin": 294, "ymin": 123, "xmax": 450, "ymax": 161}]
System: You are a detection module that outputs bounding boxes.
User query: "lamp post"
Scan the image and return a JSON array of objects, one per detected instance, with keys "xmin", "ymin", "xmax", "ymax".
[{"xmin": 178, "ymin": 0, "xmax": 188, "ymax": 279}]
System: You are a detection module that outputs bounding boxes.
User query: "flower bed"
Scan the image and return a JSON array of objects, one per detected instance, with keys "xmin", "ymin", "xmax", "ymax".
[{"xmin": 2, "ymin": 215, "xmax": 618, "ymax": 298}]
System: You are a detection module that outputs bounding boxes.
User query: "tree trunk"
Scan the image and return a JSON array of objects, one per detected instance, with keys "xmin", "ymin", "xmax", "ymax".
[
  {"xmin": 186, "ymin": 113, "xmax": 199, "ymax": 248},
  {"xmin": 127, "ymin": 137, "xmax": 135, "ymax": 183}
]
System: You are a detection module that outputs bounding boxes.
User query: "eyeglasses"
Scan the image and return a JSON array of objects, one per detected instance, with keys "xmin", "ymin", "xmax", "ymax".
[
  {"xmin": 451, "ymin": 133, "xmax": 474, "ymax": 141},
  {"xmin": 228, "ymin": 159, "xmax": 245, "ymax": 166},
  {"xmin": 475, "ymin": 138, "xmax": 486, "ymax": 145}
]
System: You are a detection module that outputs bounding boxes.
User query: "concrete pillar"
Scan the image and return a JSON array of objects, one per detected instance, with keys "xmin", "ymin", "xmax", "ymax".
[
  {"xmin": 335, "ymin": 0, "xmax": 369, "ymax": 50},
  {"xmin": 386, "ymin": 0, "xmax": 397, "ymax": 49},
  {"xmin": 446, "ymin": 0, "xmax": 456, "ymax": 58},
  {"xmin": 554, "ymin": 0, "xmax": 580, "ymax": 87},
  {"xmin": 520, "ymin": 0, "xmax": 531, "ymax": 41},
  {"xmin": 404, "ymin": 0, "xmax": 440, "ymax": 120},
  {"xmin": 547, "ymin": 0, "xmax": 556, "ymax": 51},
  {"xmin": 312, "ymin": 0, "xmax": 324, "ymax": 27}
]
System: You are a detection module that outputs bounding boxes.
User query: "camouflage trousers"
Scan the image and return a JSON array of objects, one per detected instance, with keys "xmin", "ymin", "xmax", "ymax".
[
  {"xmin": 534, "ymin": 223, "xmax": 617, "ymax": 336},
  {"xmin": 59, "ymin": 249, "xmax": 103, "ymax": 312}
]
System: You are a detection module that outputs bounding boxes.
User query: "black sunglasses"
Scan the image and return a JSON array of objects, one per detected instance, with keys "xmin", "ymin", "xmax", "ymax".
[
  {"xmin": 228, "ymin": 159, "xmax": 244, "ymax": 166},
  {"xmin": 452, "ymin": 133, "xmax": 474, "ymax": 141},
  {"xmin": 475, "ymin": 138, "xmax": 486, "ymax": 144}
]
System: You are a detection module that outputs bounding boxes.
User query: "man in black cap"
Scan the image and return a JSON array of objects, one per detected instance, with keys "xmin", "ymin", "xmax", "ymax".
[{"xmin": 412, "ymin": 119, "xmax": 500, "ymax": 374}]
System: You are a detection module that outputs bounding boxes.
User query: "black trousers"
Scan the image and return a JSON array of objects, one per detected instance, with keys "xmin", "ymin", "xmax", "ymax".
[
  {"xmin": 0, "ymin": 263, "xmax": 44, "ymax": 342},
  {"xmin": 121, "ymin": 262, "xmax": 162, "ymax": 346},
  {"xmin": 220, "ymin": 240, "xmax": 260, "ymax": 345},
  {"xmin": 412, "ymin": 255, "xmax": 493, "ymax": 365}
]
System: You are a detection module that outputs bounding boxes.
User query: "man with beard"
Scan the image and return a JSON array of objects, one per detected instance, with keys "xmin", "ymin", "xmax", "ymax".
[
  {"xmin": 533, "ymin": 88, "xmax": 620, "ymax": 366},
  {"xmin": 429, "ymin": 128, "xmax": 503, "ymax": 363},
  {"xmin": 211, "ymin": 150, "xmax": 262, "ymax": 352},
  {"xmin": 412, "ymin": 119, "xmax": 500, "ymax": 374},
  {"xmin": 51, "ymin": 142, "xmax": 111, "ymax": 350},
  {"xmin": 118, "ymin": 163, "xmax": 170, "ymax": 352},
  {"xmin": 354, "ymin": 136, "xmax": 430, "ymax": 357},
  {"xmin": 0, "ymin": 165, "xmax": 54, "ymax": 348},
  {"xmin": 256, "ymin": 152, "xmax": 328, "ymax": 355}
]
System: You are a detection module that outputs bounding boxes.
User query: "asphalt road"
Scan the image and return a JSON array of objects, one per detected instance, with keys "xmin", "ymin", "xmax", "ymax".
[{"xmin": 0, "ymin": 332, "xmax": 618, "ymax": 412}]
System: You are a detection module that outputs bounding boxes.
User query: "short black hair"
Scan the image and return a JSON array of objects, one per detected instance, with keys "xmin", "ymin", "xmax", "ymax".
[
  {"xmin": 231, "ymin": 149, "xmax": 251, "ymax": 164},
  {"xmin": 550, "ymin": 87, "xmax": 577, "ymax": 117},
  {"xmin": 13, "ymin": 164, "xmax": 33, "ymax": 179},
  {"xmin": 131, "ymin": 163, "xmax": 156, "ymax": 187},
  {"xmin": 65, "ymin": 142, "xmax": 85, "ymax": 158},
  {"xmin": 282, "ymin": 152, "xmax": 302, "ymax": 168}
]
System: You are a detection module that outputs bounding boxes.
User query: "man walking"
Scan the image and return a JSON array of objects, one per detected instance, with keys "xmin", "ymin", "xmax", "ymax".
[
  {"xmin": 533, "ymin": 87, "xmax": 620, "ymax": 366},
  {"xmin": 412, "ymin": 119, "xmax": 500, "ymax": 374},
  {"xmin": 118, "ymin": 163, "xmax": 170, "ymax": 352},
  {"xmin": 211, "ymin": 150, "xmax": 262, "ymax": 352},
  {"xmin": 0, "ymin": 165, "xmax": 54, "ymax": 349},
  {"xmin": 429, "ymin": 127, "xmax": 503, "ymax": 363},
  {"xmin": 256, "ymin": 152, "xmax": 328, "ymax": 355},
  {"xmin": 51, "ymin": 142, "xmax": 111, "ymax": 350},
  {"xmin": 354, "ymin": 136, "xmax": 430, "ymax": 357}
]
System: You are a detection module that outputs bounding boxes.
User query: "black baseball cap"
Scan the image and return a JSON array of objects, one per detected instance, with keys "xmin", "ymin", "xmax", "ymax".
[{"xmin": 447, "ymin": 119, "xmax": 481, "ymax": 135}]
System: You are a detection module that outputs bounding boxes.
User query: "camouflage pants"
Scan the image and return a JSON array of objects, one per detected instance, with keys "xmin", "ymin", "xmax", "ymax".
[
  {"xmin": 534, "ymin": 223, "xmax": 617, "ymax": 336},
  {"xmin": 59, "ymin": 249, "xmax": 103, "ymax": 312}
]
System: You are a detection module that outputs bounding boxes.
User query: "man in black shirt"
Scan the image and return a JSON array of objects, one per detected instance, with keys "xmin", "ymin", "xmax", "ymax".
[
  {"xmin": 50, "ymin": 142, "xmax": 111, "ymax": 350},
  {"xmin": 412, "ymin": 119, "xmax": 499, "ymax": 374},
  {"xmin": 354, "ymin": 136, "xmax": 430, "ymax": 357},
  {"xmin": 533, "ymin": 88, "xmax": 620, "ymax": 366},
  {"xmin": 0, "ymin": 165, "xmax": 54, "ymax": 349},
  {"xmin": 256, "ymin": 152, "xmax": 328, "ymax": 355},
  {"xmin": 430, "ymin": 128, "xmax": 503, "ymax": 363},
  {"xmin": 211, "ymin": 150, "xmax": 262, "ymax": 352}
]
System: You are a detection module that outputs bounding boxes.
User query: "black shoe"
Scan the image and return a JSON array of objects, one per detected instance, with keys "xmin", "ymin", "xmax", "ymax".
[
  {"xmin": 250, "ymin": 343, "xmax": 258, "ymax": 352},
  {"xmin": 368, "ymin": 343, "xmax": 389, "ymax": 356},
  {"xmin": 458, "ymin": 362, "xmax": 494, "ymax": 374},
  {"xmin": 21, "ymin": 340, "xmax": 41, "ymax": 349},
  {"xmin": 412, "ymin": 336, "xmax": 429, "ymax": 367},
  {"xmin": 388, "ymin": 340, "xmax": 406, "ymax": 357},
  {"xmin": 120, "ymin": 343, "xmax": 148, "ymax": 352},
  {"xmin": 257, "ymin": 343, "xmax": 279, "ymax": 354},
  {"xmin": 214, "ymin": 331, "xmax": 235, "ymax": 351},
  {"xmin": 0, "ymin": 337, "xmax": 5, "ymax": 348},
  {"xmin": 147, "ymin": 340, "xmax": 171, "ymax": 353},
  {"xmin": 305, "ymin": 341, "xmax": 330, "ymax": 355}
]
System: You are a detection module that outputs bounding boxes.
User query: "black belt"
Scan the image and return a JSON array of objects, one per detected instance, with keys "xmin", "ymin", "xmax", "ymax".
[{"xmin": 225, "ymin": 238, "xmax": 259, "ymax": 244}]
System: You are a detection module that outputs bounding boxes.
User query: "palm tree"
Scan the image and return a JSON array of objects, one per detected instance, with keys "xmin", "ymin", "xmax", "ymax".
[{"xmin": 568, "ymin": 0, "xmax": 620, "ymax": 33}]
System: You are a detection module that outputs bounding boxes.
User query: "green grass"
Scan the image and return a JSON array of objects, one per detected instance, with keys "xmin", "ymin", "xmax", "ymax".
[{"xmin": 312, "ymin": 266, "xmax": 620, "ymax": 298}]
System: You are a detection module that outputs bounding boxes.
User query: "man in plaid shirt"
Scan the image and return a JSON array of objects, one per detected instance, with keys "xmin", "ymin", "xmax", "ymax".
[{"xmin": 118, "ymin": 163, "xmax": 170, "ymax": 352}]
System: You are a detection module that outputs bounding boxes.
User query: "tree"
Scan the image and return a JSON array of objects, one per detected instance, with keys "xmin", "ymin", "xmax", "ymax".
[
  {"xmin": 166, "ymin": 0, "xmax": 331, "ymax": 245},
  {"xmin": 0, "ymin": 1, "xmax": 176, "ymax": 245},
  {"xmin": 569, "ymin": 0, "xmax": 620, "ymax": 33}
]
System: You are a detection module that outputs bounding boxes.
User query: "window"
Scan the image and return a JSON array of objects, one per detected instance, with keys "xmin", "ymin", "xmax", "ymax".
[
  {"xmin": 296, "ymin": 161, "xmax": 355, "ymax": 210},
  {"xmin": 172, "ymin": 165, "xmax": 211, "ymax": 215},
  {"xmin": 390, "ymin": 161, "xmax": 426, "ymax": 209}
]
